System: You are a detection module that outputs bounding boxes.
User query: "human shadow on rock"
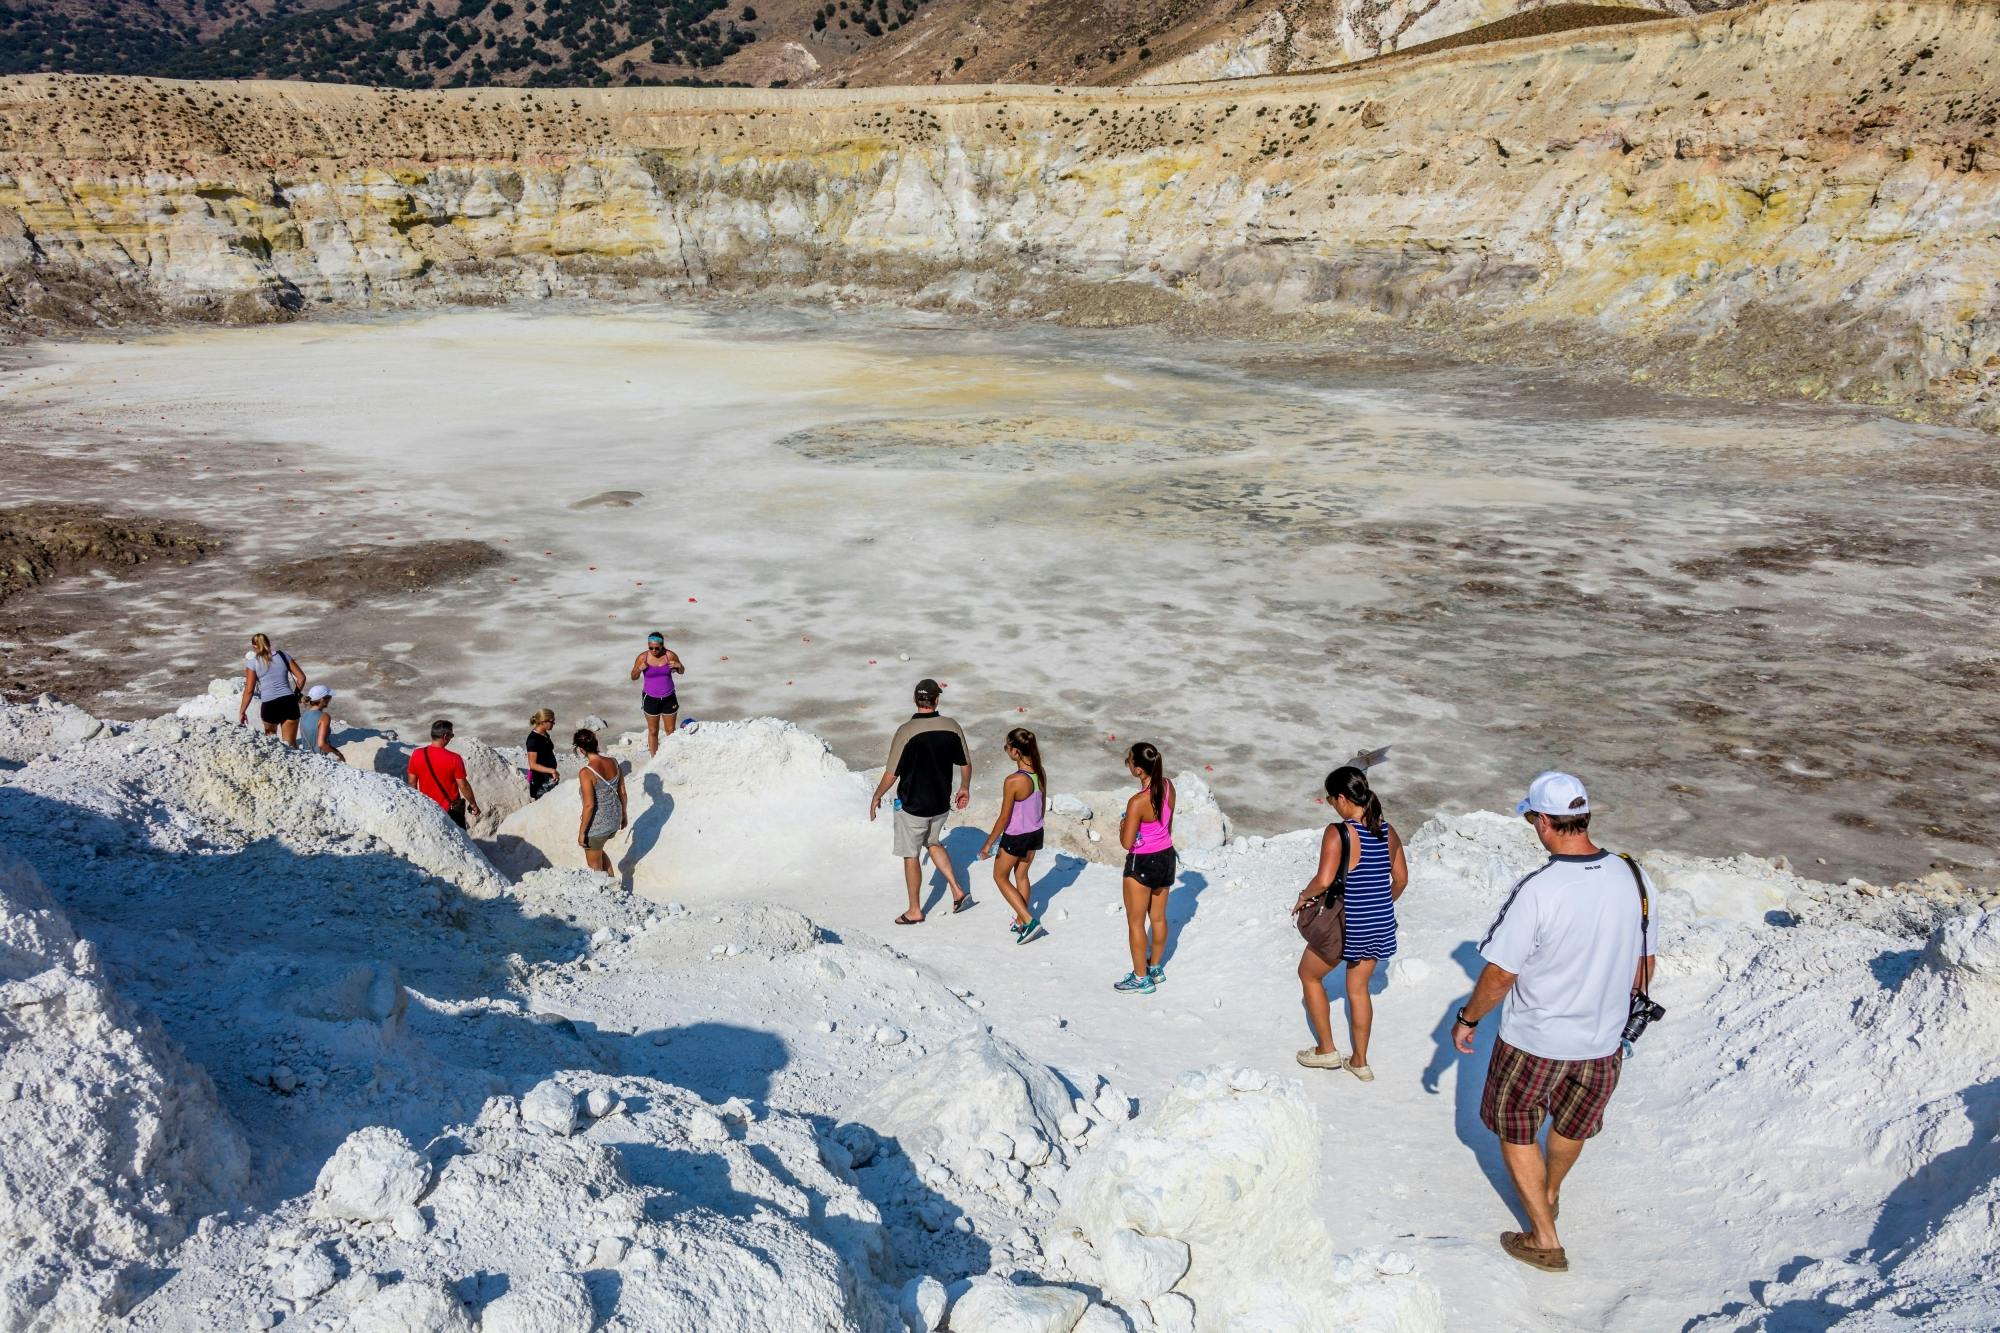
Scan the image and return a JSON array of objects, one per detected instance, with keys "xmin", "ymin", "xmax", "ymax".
[{"xmin": 617, "ymin": 773, "xmax": 673, "ymax": 885}]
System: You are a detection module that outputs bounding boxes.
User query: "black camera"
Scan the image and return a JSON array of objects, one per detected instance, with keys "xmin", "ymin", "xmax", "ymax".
[{"xmin": 1623, "ymin": 991, "xmax": 1666, "ymax": 1046}]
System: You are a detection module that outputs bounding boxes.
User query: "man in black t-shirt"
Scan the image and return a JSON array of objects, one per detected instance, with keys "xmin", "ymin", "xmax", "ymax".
[{"xmin": 868, "ymin": 679, "xmax": 972, "ymax": 923}]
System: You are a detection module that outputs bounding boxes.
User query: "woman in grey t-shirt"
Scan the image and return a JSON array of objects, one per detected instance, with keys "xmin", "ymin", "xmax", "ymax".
[{"xmin": 237, "ymin": 633, "xmax": 308, "ymax": 746}]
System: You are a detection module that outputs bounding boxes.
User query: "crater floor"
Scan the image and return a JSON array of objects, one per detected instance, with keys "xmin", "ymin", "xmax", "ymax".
[{"xmin": 3, "ymin": 303, "xmax": 1993, "ymax": 882}]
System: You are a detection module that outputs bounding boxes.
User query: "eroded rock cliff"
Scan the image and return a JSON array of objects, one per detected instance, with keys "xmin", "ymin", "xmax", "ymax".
[{"xmin": 0, "ymin": 0, "xmax": 1995, "ymax": 424}]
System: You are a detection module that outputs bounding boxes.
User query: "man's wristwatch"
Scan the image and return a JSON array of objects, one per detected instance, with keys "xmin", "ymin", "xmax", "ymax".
[{"xmin": 1455, "ymin": 1008, "xmax": 1479, "ymax": 1029}]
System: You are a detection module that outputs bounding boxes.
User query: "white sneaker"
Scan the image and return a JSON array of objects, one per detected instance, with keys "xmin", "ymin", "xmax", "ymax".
[
  {"xmin": 1296, "ymin": 1047, "xmax": 1343, "ymax": 1070},
  {"xmin": 1345, "ymin": 1059, "xmax": 1376, "ymax": 1082}
]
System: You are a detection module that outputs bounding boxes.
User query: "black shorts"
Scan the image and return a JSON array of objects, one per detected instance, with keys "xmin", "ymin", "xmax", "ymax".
[
  {"xmin": 1124, "ymin": 848, "xmax": 1177, "ymax": 891},
  {"xmin": 998, "ymin": 829, "xmax": 1044, "ymax": 858},
  {"xmin": 642, "ymin": 692, "xmax": 679, "ymax": 718},
  {"xmin": 260, "ymin": 694, "xmax": 301, "ymax": 725},
  {"xmin": 527, "ymin": 772, "xmax": 558, "ymax": 800}
]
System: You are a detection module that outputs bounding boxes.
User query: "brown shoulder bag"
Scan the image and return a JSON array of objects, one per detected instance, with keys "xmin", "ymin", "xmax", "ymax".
[{"xmin": 1296, "ymin": 821, "xmax": 1351, "ymax": 963}]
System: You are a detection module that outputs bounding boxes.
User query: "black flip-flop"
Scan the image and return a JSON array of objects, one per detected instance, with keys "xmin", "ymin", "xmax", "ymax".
[
  {"xmin": 951, "ymin": 895, "xmax": 975, "ymax": 914},
  {"xmin": 894, "ymin": 913, "xmax": 923, "ymax": 925}
]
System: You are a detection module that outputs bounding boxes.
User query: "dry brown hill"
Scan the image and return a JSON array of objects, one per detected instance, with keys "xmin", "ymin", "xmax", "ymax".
[{"xmin": 1, "ymin": 0, "xmax": 1719, "ymax": 87}]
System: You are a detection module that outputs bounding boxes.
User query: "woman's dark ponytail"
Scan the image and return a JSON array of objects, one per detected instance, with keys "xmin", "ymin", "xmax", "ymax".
[
  {"xmin": 1007, "ymin": 727, "xmax": 1047, "ymax": 794},
  {"xmin": 1128, "ymin": 741, "xmax": 1167, "ymax": 822},
  {"xmin": 1325, "ymin": 765, "xmax": 1383, "ymax": 837}
]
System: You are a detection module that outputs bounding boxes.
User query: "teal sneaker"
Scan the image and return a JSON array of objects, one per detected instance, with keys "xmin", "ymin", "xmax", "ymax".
[
  {"xmin": 1113, "ymin": 971, "xmax": 1155, "ymax": 995},
  {"xmin": 1147, "ymin": 964, "xmax": 1165, "ymax": 986},
  {"xmin": 1017, "ymin": 918, "xmax": 1044, "ymax": 944}
]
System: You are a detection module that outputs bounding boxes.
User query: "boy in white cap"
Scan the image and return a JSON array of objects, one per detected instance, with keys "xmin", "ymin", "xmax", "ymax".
[
  {"xmin": 299, "ymin": 684, "xmax": 345, "ymax": 762},
  {"xmin": 1451, "ymin": 771, "xmax": 1655, "ymax": 1274}
]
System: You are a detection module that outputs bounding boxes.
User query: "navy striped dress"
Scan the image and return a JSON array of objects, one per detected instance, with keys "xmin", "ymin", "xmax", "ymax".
[{"xmin": 1341, "ymin": 820, "xmax": 1397, "ymax": 961}]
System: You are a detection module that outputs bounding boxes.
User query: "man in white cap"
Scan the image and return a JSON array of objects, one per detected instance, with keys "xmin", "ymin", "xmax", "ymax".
[{"xmin": 1451, "ymin": 771, "xmax": 1655, "ymax": 1274}]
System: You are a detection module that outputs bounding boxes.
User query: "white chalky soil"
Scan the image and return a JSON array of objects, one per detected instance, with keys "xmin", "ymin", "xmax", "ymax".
[{"xmin": 0, "ymin": 689, "xmax": 1996, "ymax": 1330}]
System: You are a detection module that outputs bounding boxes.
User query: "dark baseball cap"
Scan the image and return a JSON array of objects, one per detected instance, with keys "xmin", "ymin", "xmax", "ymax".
[{"xmin": 913, "ymin": 678, "xmax": 942, "ymax": 703}]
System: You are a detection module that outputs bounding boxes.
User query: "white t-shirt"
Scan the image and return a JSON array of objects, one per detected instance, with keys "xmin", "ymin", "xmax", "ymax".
[{"xmin": 1480, "ymin": 850, "xmax": 1655, "ymax": 1061}]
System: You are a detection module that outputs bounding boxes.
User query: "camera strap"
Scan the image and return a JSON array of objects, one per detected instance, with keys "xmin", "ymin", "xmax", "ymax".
[{"xmin": 1618, "ymin": 851, "xmax": 1651, "ymax": 985}]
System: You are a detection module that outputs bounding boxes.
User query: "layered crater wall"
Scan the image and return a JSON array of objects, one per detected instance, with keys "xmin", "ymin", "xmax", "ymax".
[{"xmin": 1, "ymin": 0, "xmax": 1996, "ymax": 423}]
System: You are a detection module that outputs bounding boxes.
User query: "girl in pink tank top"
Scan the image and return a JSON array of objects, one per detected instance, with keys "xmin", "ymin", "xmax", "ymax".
[
  {"xmin": 1116, "ymin": 741, "xmax": 1176, "ymax": 995},
  {"xmin": 980, "ymin": 728, "xmax": 1049, "ymax": 943}
]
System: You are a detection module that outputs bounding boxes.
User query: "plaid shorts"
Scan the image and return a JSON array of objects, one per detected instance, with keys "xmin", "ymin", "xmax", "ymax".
[{"xmin": 1480, "ymin": 1038, "xmax": 1623, "ymax": 1145}]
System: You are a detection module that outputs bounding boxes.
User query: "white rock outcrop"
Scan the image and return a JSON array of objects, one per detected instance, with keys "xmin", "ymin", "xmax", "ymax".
[
  {"xmin": 847, "ymin": 1032, "xmax": 1071, "ymax": 1172},
  {"xmin": 313, "ymin": 1127, "xmax": 434, "ymax": 1223},
  {"xmin": 948, "ymin": 1276, "xmax": 1088, "ymax": 1333},
  {"xmin": 494, "ymin": 718, "xmax": 870, "ymax": 893},
  {"xmin": 0, "ymin": 842, "xmax": 250, "ymax": 1328},
  {"xmin": 282, "ymin": 1244, "xmax": 339, "ymax": 1302},
  {"xmin": 0, "ymin": 693, "xmax": 103, "ymax": 766},
  {"xmin": 1044, "ymin": 771, "xmax": 1232, "ymax": 865},
  {"xmin": 1, "ymin": 707, "xmax": 506, "ymax": 897},
  {"xmin": 899, "ymin": 1274, "xmax": 946, "ymax": 1332},
  {"xmin": 520, "ymin": 1079, "xmax": 584, "ymax": 1137},
  {"xmin": 1057, "ymin": 1066, "xmax": 1441, "ymax": 1330},
  {"xmin": 347, "ymin": 1280, "xmax": 476, "ymax": 1333},
  {"xmin": 1100, "ymin": 1228, "xmax": 1190, "ymax": 1305}
]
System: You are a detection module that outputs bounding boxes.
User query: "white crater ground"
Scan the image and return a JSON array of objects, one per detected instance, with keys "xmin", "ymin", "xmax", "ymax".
[
  {"xmin": 2, "ymin": 303, "xmax": 1995, "ymax": 885},
  {"xmin": 0, "ymin": 692, "xmax": 1996, "ymax": 1333}
]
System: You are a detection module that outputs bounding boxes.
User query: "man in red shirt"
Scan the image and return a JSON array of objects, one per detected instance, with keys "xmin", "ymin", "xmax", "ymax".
[{"xmin": 406, "ymin": 718, "xmax": 481, "ymax": 829}]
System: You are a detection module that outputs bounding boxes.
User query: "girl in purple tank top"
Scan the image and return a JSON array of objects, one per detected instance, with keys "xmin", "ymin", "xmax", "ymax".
[
  {"xmin": 979, "ymin": 728, "xmax": 1049, "ymax": 944},
  {"xmin": 1116, "ymin": 741, "xmax": 1176, "ymax": 995},
  {"xmin": 629, "ymin": 630, "xmax": 685, "ymax": 757}
]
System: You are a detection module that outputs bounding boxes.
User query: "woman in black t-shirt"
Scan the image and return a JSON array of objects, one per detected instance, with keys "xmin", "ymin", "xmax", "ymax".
[{"xmin": 525, "ymin": 708, "xmax": 560, "ymax": 799}]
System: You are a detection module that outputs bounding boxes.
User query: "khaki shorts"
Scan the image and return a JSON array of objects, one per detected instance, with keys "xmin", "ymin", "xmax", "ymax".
[{"xmin": 893, "ymin": 807, "xmax": 950, "ymax": 858}]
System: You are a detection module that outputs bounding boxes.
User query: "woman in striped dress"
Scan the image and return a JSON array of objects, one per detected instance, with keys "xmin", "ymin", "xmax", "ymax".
[{"xmin": 1291, "ymin": 765, "xmax": 1408, "ymax": 1081}]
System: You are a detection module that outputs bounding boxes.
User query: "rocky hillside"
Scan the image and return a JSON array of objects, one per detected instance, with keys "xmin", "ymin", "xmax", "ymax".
[
  {"xmin": 1, "ymin": 0, "xmax": 1719, "ymax": 88},
  {"xmin": 1, "ymin": 0, "xmax": 774, "ymax": 88},
  {"xmin": 0, "ymin": 0, "xmax": 1995, "ymax": 426}
]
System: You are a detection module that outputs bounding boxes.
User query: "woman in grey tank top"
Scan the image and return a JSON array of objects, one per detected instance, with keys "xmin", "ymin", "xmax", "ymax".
[{"xmin": 573, "ymin": 728, "xmax": 626, "ymax": 876}]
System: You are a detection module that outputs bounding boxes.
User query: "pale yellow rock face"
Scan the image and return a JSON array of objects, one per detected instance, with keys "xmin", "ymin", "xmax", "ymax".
[{"xmin": 0, "ymin": 0, "xmax": 1995, "ymax": 425}]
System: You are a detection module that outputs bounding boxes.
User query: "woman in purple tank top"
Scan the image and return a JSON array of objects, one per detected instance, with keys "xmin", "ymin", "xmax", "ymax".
[
  {"xmin": 629, "ymin": 630, "xmax": 685, "ymax": 757},
  {"xmin": 1115, "ymin": 741, "xmax": 1175, "ymax": 996},
  {"xmin": 979, "ymin": 727, "xmax": 1049, "ymax": 944}
]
